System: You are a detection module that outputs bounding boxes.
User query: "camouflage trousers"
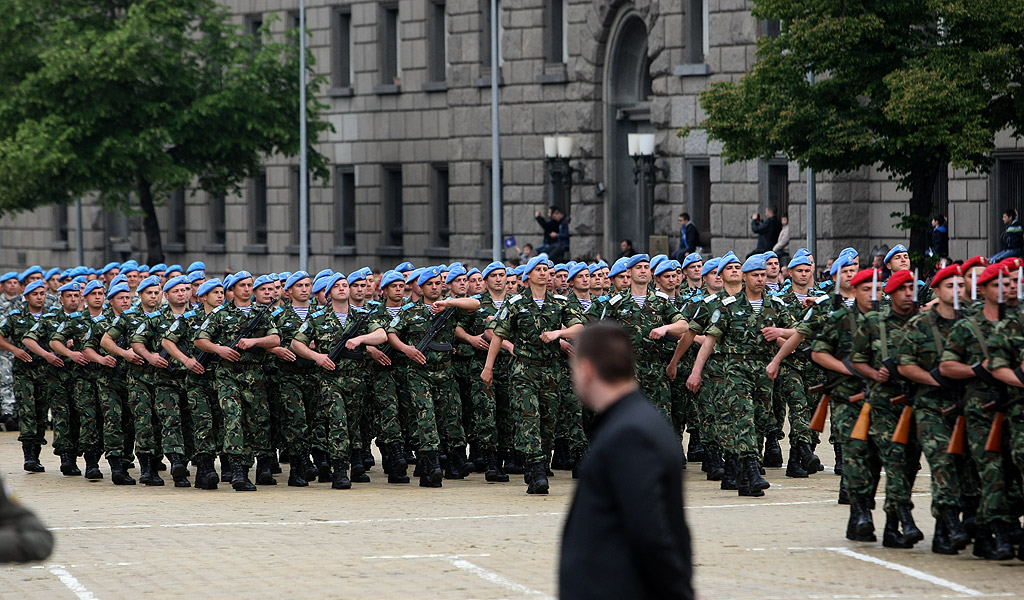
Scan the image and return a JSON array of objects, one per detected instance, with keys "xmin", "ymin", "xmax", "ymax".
[
  {"xmin": 492, "ymin": 359, "xmax": 514, "ymax": 453},
  {"xmin": 670, "ymin": 367, "xmax": 698, "ymax": 439},
  {"xmin": 276, "ymin": 369, "xmax": 313, "ymax": 456},
  {"xmin": 0, "ymin": 351, "xmax": 15, "ymax": 418},
  {"xmin": 402, "ymin": 365, "xmax": 451, "ymax": 453},
  {"xmin": 185, "ymin": 372, "xmax": 221, "ymax": 457},
  {"xmin": 73, "ymin": 373, "xmax": 103, "ymax": 454},
  {"xmin": 454, "ymin": 357, "xmax": 498, "ymax": 449},
  {"xmin": 127, "ymin": 371, "xmax": 161, "ymax": 455},
  {"xmin": 96, "ymin": 373, "xmax": 134, "ymax": 459},
  {"xmin": 414, "ymin": 363, "xmax": 464, "ymax": 451},
  {"xmin": 845, "ymin": 399, "xmax": 911, "ymax": 512},
  {"xmin": 775, "ymin": 362, "xmax": 814, "ymax": 445},
  {"xmin": 264, "ymin": 367, "xmax": 283, "ymax": 451},
  {"xmin": 636, "ymin": 358, "xmax": 672, "ymax": 422},
  {"xmin": 1006, "ymin": 401, "xmax": 1024, "ymax": 510},
  {"xmin": 718, "ymin": 358, "xmax": 773, "ymax": 459},
  {"xmin": 368, "ymin": 366, "xmax": 403, "ymax": 446},
  {"xmin": 215, "ymin": 366, "xmax": 271, "ymax": 463},
  {"xmin": 556, "ymin": 361, "xmax": 588, "ymax": 455},
  {"xmin": 698, "ymin": 370, "xmax": 725, "ymax": 453},
  {"xmin": 49, "ymin": 369, "xmax": 80, "ymax": 456},
  {"xmin": 13, "ymin": 366, "xmax": 47, "ymax": 445},
  {"xmin": 915, "ymin": 402, "xmax": 968, "ymax": 518},
  {"xmin": 831, "ymin": 395, "xmax": 879, "ymax": 497},
  {"xmin": 394, "ymin": 364, "xmax": 416, "ymax": 448},
  {"xmin": 510, "ymin": 359, "xmax": 559, "ymax": 465},
  {"xmin": 152, "ymin": 372, "xmax": 190, "ymax": 457},
  {"xmin": 319, "ymin": 368, "xmax": 361, "ymax": 461},
  {"xmin": 964, "ymin": 395, "xmax": 1016, "ymax": 527}
]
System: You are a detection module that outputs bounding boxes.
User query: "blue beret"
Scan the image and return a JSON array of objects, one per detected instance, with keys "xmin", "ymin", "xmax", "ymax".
[
  {"xmin": 109, "ymin": 274, "xmax": 127, "ymax": 287},
  {"xmin": 447, "ymin": 263, "xmax": 463, "ymax": 273},
  {"xmin": 267, "ymin": 273, "xmax": 280, "ymax": 282},
  {"xmin": 379, "ymin": 270, "xmax": 405, "ymax": 289},
  {"xmin": 98, "ymin": 262, "xmax": 120, "ymax": 275},
  {"xmin": 314, "ymin": 269, "xmax": 333, "ymax": 282},
  {"xmin": 513, "ymin": 265, "xmax": 527, "ymax": 278},
  {"xmin": 554, "ymin": 263, "xmax": 568, "ymax": 274},
  {"xmin": 716, "ymin": 252, "xmax": 740, "ymax": 275},
  {"xmin": 841, "ymin": 247, "xmax": 858, "ymax": 258},
  {"xmin": 106, "ymin": 282, "xmax": 130, "ymax": 299},
  {"xmin": 482, "ymin": 261, "xmax": 506, "ymax": 279},
  {"xmin": 794, "ymin": 248, "xmax": 810, "ymax": 258},
  {"xmin": 467, "ymin": 268, "xmax": 481, "ymax": 278},
  {"xmin": 278, "ymin": 272, "xmax": 292, "ymax": 281},
  {"xmin": 311, "ymin": 275, "xmax": 332, "ymax": 295},
  {"xmin": 655, "ymin": 260, "xmax": 681, "ymax": 277},
  {"xmin": 682, "ymin": 253, "xmax": 703, "ymax": 270},
  {"xmin": 788, "ymin": 255, "xmax": 813, "ymax": 270},
  {"xmin": 595, "ymin": 260, "xmax": 609, "ymax": 270},
  {"xmin": 830, "ymin": 253, "xmax": 855, "ymax": 276},
  {"xmin": 44, "ymin": 268, "xmax": 62, "ymax": 281},
  {"xmin": 150, "ymin": 263, "xmax": 168, "ymax": 274},
  {"xmin": 59, "ymin": 270, "xmax": 72, "ymax": 280},
  {"xmin": 406, "ymin": 267, "xmax": 426, "ymax": 284},
  {"xmin": 587, "ymin": 263, "xmax": 601, "ymax": 276},
  {"xmin": 506, "ymin": 267, "xmax": 516, "ymax": 276},
  {"xmin": 22, "ymin": 280, "xmax": 46, "ymax": 296},
  {"xmin": 197, "ymin": 279, "xmax": 224, "ymax": 297},
  {"xmin": 72, "ymin": 275, "xmax": 87, "ymax": 284},
  {"xmin": 884, "ymin": 244, "xmax": 908, "ymax": 265},
  {"xmin": 446, "ymin": 265, "xmax": 468, "ymax": 284},
  {"xmin": 347, "ymin": 269, "xmax": 368, "ymax": 285},
  {"xmin": 119, "ymin": 263, "xmax": 138, "ymax": 275},
  {"xmin": 165, "ymin": 264, "xmax": 183, "ymax": 275},
  {"xmin": 521, "ymin": 253, "xmax": 549, "ymax": 281},
  {"xmin": 608, "ymin": 257, "xmax": 630, "ymax": 278},
  {"xmin": 762, "ymin": 251, "xmax": 778, "ymax": 261},
  {"xmin": 741, "ymin": 254, "xmax": 767, "ymax": 273},
  {"xmin": 568, "ymin": 263, "xmax": 589, "ymax": 281},
  {"xmin": 360, "ymin": 266, "xmax": 373, "ymax": 278},
  {"xmin": 227, "ymin": 271, "xmax": 252, "ymax": 290},
  {"xmin": 138, "ymin": 265, "xmax": 150, "ymax": 273},
  {"xmin": 163, "ymin": 275, "xmax": 190, "ymax": 292},
  {"xmin": 0, "ymin": 272, "xmax": 19, "ymax": 283},
  {"xmin": 650, "ymin": 255, "xmax": 668, "ymax": 270},
  {"xmin": 701, "ymin": 258, "xmax": 722, "ymax": 277},
  {"xmin": 545, "ymin": 259, "xmax": 554, "ymax": 268},
  {"xmin": 253, "ymin": 274, "xmax": 274, "ymax": 289},
  {"xmin": 118, "ymin": 260, "xmax": 138, "ymax": 271},
  {"xmin": 19, "ymin": 266, "xmax": 42, "ymax": 282},
  {"xmin": 418, "ymin": 266, "xmax": 443, "ymax": 286},
  {"xmin": 137, "ymin": 276, "xmax": 162, "ymax": 294},
  {"xmin": 187, "ymin": 271, "xmax": 206, "ymax": 284},
  {"xmin": 187, "ymin": 261, "xmax": 206, "ymax": 274},
  {"xmin": 394, "ymin": 261, "xmax": 415, "ymax": 273},
  {"xmin": 284, "ymin": 271, "xmax": 310, "ymax": 290},
  {"xmin": 626, "ymin": 254, "xmax": 650, "ymax": 269},
  {"xmin": 58, "ymin": 281, "xmax": 82, "ymax": 293}
]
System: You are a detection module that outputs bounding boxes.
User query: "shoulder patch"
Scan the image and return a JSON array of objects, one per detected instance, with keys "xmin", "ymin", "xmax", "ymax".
[
  {"xmin": 655, "ymin": 291, "xmax": 670, "ymax": 300},
  {"xmin": 134, "ymin": 323, "xmax": 147, "ymax": 335},
  {"xmin": 272, "ymin": 306, "xmax": 284, "ymax": 317},
  {"xmin": 609, "ymin": 294, "xmax": 623, "ymax": 305},
  {"xmin": 703, "ymin": 295, "xmax": 716, "ymax": 304},
  {"xmin": 401, "ymin": 302, "xmax": 416, "ymax": 311},
  {"xmin": 553, "ymin": 294, "xmax": 567, "ymax": 301},
  {"xmin": 722, "ymin": 296, "xmax": 737, "ymax": 306},
  {"xmin": 710, "ymin": 309, "xmax": 722, "ymax": 325},
  {"xmin": 597, "ymin": 295, "xmax": 609, "ymax": 302}
]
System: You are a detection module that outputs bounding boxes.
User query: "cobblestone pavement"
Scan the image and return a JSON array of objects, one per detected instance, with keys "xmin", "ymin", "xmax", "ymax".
[{"xmin": 0, "ymin": 430, "xmax": 1020, "ymax": 599}]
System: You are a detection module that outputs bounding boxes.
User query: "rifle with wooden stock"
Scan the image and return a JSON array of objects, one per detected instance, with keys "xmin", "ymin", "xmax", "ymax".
[{"xmin": 194, "ymin": 307, "xmax": 267, "ymax": 368}]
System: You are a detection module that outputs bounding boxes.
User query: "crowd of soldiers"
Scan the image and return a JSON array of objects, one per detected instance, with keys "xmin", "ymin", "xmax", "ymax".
[{"xmin": 0, "ymin": 243, "xmax": 1022, "ymax": 562}]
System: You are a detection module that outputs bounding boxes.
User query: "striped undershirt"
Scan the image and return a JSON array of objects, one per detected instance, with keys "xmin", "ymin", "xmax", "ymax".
[
  {"xmin": 293, "ymin": 306, "xmax": 309, "ymax": 321},
  {"xmin": 749, "ymin": 299, "xmax": 763, "ymax": 313},
  {"xmin": 632, "ymin": 295, "xmax": 646, "ymax": 308}
]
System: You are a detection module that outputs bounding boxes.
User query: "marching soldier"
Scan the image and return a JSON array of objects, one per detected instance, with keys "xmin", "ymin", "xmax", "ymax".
[{"xmin": 0, "ymin": 280, "xmax": 50, "ymax": 473}]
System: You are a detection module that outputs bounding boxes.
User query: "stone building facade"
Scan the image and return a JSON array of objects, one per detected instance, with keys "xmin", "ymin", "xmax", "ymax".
[{"xmin": 1, "ymin": 0, "xmax": 1022, "ymax": 274}]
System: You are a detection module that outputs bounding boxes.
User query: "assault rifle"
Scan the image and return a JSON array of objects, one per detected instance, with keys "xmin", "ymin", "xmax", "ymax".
[
  {"xmin": 327, "ymin": 312, "xmax": 371, "ymax": 363},
  {"xmin": 194, "ymin": 307, "xmax": 267, "ymax": 368}
]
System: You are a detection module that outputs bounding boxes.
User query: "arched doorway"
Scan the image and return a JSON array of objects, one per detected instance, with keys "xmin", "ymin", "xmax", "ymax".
[{"xmin": 603, "ymin": 12, "xmax": 653, "ymax": 257}]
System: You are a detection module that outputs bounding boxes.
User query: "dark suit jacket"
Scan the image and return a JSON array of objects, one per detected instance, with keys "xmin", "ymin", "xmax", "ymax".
[
  {"xmin": 680, "ymin": 222, "xmax": 699, "ymax": 255},
  {"xmin": 559, "ymin": 391, "xmax": 693, "ymax": 600},
  {"xmin": 752, "ymin": 215, "xmax": 781, "ymax": 252}
]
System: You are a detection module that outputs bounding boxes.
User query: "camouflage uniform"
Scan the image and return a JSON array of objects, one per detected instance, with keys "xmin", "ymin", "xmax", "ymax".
[
  {"xmin": 365, "ymin": 302, "xmax": 404, "ymax": 448},
  {"xmin": 104, "ymin": 307, "xmax": 158, "ymax": 455},
  {"xmin": 132, "ymin": 306, "xmax": 191, "ymax": 457},
  {"xmin": 849, "ymin": 306, "xmax": 915, "ymax": 513},
  {"xmin": 272, "ymin": 304, "xmax": 317, "ymax": 459},
  {"xmin": 49, "ymin": 311, "xmax": 104, "ymax": 456},
  {"xmin": 490, "ymin": 292, "xmax": 583, "ymax": 465},
  {"xmin": 455, "ymin": 295, "xmax": 499, "ymax": 451},
  {"xmin": 686, "ymin": 290, "xmax": 732, "ymax": 458},
  {"xmin": 0, "ymin": 309, "xmax": 47, "ymax": 446},
  {"xmin": 982, "ymin": 313, "xmax": 1024, "ymax": 521},
  {"xmin": 0, "ymin": 294, "xmax": 23, "ymax": 420},
  {"xmin": 196, "ymin": 304, "xmax": 279, "ymax": 465},
  {"xmin": 24, "ymin": 310, "xmax": 79, "ymax": 457},
  {"xmin": 482, "ymin": 294, "xmax": 518, "ymax": 458},
  {"xmin": 83, "ymin": 309, "xmax": 135, "ymax": 460}
]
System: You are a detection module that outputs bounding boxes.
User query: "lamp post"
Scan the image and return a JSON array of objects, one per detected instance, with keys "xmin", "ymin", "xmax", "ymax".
[
  {"xmin": 628, "ymin": 133, "xmax": 660, "ymax": 250},
  {"xmin": 543, "ymin": 135, "xmax": 577, "ymax": 213}
]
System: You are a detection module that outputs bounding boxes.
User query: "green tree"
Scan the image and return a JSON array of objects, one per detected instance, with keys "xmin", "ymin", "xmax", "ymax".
[
  {"xmin": 0, "ymin": 0, "xmax": 331, "ymax": 263},
  {"xmin": 699, "ymin": 0, "xmax": 1024, "ymax": 258}
]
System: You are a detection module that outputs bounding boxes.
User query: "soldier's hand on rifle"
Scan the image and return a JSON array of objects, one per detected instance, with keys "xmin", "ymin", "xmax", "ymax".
[
  {"xmin": 236, "ymin": 338, "xmax": 256, "ymax": 350},
  {"xmin": 269, "ymin": 347, "xmax": 296, "ymax": 362},
  {"xmin": 874, "ymin": 366, "xmax": 890, "ymax": 383},
  {"xmin": 45, "ymin": 352, "xmax": 64, "ymax": 368},
  {"xmin": 148, "ymin": 353, "xmax": 168, "ymax": 369},
  {"xmin": 559, "ymin": 339, "xmax": 574, "ymax": 356},
  {"xmin": 430, "ymin": 301, "xmax": 448, "ymax": 314},
  {"xmin": 367, "ymin": 346, "xmax": 391, "ymax": 366},
  {"xmin": 315, "ymin": 354, "xmax": 336, "ymax": 371},
  {"xmin": 481, "ymin": 365, "xmax": 494, "ymax": 386},
  {"xmin": 12, "ymin": 348, "xmax": 32, "ymax": 363},
  {"xmin": 99, "ymin": 355, "xmax": 116, "ymax": 368},
  {"xmin": 404, "ymin": 346, "xmax": 427, "ymax": 365},
  {"xmin": 217, "ymin": 346, "xmax": 241, "ymax": 363},
  {"xmin": 124, "ymin": 349, "xmax": 145, "ymax": 365},
  {"xmin": 70, "ymin": 351, "xmax": 88, "ymax": 366},
  {"xmin": 185, "ymin": 358, "xmax": 205, "ymax": 375},
  {"xmin": 540, "ymin": 330, "xmax": 561, "ymax": 343}
]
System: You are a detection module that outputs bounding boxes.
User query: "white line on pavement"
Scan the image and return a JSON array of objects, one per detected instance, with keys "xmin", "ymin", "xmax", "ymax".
[
  {"xmin": 363, "ymin": 553, "xmax": 491, "ymax": 560},
  {"xmin": 443, "ymin": 556, "xmax": 553, "ymax": 599},
  {"xmin": 45, "ymin": 565, "xmax": 98, "ymax": 600}
]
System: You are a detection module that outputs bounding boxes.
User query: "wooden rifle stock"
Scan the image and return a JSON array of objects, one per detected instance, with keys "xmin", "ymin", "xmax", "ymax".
[
  {"xmin": 891, "ymin": 406, "xmax": 913, "ymax": 445},
  {"xmin": 984, "ymin": 412, "xmax": 1005, "ymax": 453},
  {"xmin": 889, "ymin": 395, "xmax": 907, "ymax": 405},
  {"xmin": 849, "ymin": 392, "xmax": 865, "ymax": 403},
  {"xmin": 809, "ymin": 394, "xmax": 830, "ymax": 433},
  {"xmin": 850, "ymin": 402, "xmax": 871, "ymax": 441},
  {"xmin": 808, "ymin": 384, "xmax": 825, "ymax": 394},
  {"xmin": 946, "ymin": 416, "xmax": 966, "ymax": 455}
]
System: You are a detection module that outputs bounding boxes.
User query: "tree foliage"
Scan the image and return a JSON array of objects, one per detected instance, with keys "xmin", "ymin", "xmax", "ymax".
[
  {"xmin": 699, "ymin": 0, "xmax": 1024, "ymax": 258},
  {"xmin": 0, "ymin": 0, "xmax": 332, "ymax": 262}
]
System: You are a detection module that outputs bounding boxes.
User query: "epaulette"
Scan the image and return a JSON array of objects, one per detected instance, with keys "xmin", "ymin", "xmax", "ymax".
[
  {"xmin": 182, "ymin": 310, "xmax": 196, "ymax": 319},
  {"xmin": 508, "ymin": 295, "xmax": 522, "ymax": 305},
  {"xmin": 271, "ymin": 306, "xmax": 284, "ymax": 317},
  {"xmin": 471, "ymin": 294, "xmax": 482, "ymax": 300},
  {"xmin": 553, "ymin": 294, "xmax": 567, "ymax": 301},
  {"xmin": 771, "ymin": 295, "xmax": 785, "ymax": 304},
  {"xmin": 655, "ymin": 291, "xmax": 670, "ymax": 300},
  {"xmin": 310, "ymin": 310, "xmax": 325, "ymax": 319},
  {"xmin": 43, "ymin": 312, "xmax": 56, "ymax": 318},
  {"xmin": 815, "ymin": 295, "xmax": 830, "ymax": 304},
  {"xmin": 124, "ymin": 308, "xmax": 137, "ymax": 314},
  {"xmin": 401, "ymin": 302, "xmax": 416, "ymax": 311},
  {"xmin": 8, "ymin": 309, "xmax": 20, "ymax": 315},
  {"xmin": 722, "ymin": 296, "xmax": 737, "ymax": 306},
  {"xmin": 818, "ymin": 281, "xmax": 831, "ymax": 289},
  {"xmin": 68, "ymin": 311, "xmax": 81, "ymax": 318},
  {"xmin": 703, "ymin": 295, "xmax": 716, "ymax": 304},
  {"xmin": 146, "ymin": 310, "xmax": 161, "ymax": 318},
  {"xmin": 597, "ymin": 295, "xmax": 609, "ymax": 302},
  {"xmin": 353, "ymin": 306, "xmax": 367, "ymax": 314},
  {"xmin": 92, "ymin": 314, "xmax": 106, "ymax": 322},
  {"xmin": 210, "ymin": 305, "xmax": 224, "ymax": 314},
  {"xmin": 609, "ymin": 293, "xmax": 622, "ymax": 305},
  {"xmin": 367, "ymin": 300, "xmax": 381, "ymax": 307}
]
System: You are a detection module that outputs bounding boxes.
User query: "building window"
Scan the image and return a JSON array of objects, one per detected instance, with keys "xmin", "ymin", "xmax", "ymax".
[
  {"xmin": 932, "ymin": 167, "xmax": 949, "ymax": 219},
  {"xmin": 482, "ymin": 162, "xmax": 501, "ymax": 247},
  {"xmin": 685, "ymin": 0, "xmax": 708, "ymax": 64},
  {"xmin": 382, "ymin": 165, "xmax": 403, "ymax": 248},
  {"xmin": 994, "ymin": 156, "xmax": 1024, "ymax": 251},
  {"xmin": 209, "ymin": 193, "xmax": 226, "ymax": 246},
  {"xmin": 481, "ymin": 0, "xmax": 504, "ymax": 67},
  {"xmin": 766, "ymin": 162, "xmax": 789, "ymax": 218},
  {"xmin": 688, "ymin": 161, "xmax": 711, "ymax": 253},
  {"xmin": 427, "ymin": 0, "xmax": 448, "ymax": 83},
  {"xmin": 53, "ymin": 204, "xmax": 69, "ymax": 243},
  {"xmin": 431, "ymin": 165, "xmax": 450, "ymax": 248},
  {"xmin": 545, "ymin": 0, "xmax": 567, "ymax": 64},
  {"xmin": 335, "ymin": 167, "xmax": 357, "ymax": 247},
  {"xmin": 250, "ymin": 171, "xmax": 268, "ymax": 246},
  {"xmin": 758, "ymin": 19, "xmax": 781, "ymax": 40},
  {"xmin": 289, "ymin": 166, "xmax": 310, "ymax": 248},
  {"xmin": 332, "ymin": 9, "xmax": 353, "ymax": 89},
  {"xmin": 168, "ymin": 188, "xmax": 186, "ymax": 246},
  {"xmin": 245, "ymin": 13, "xmax": 263, "ymax": 48},
  {"xmin": 380, "ymin": 4, "xmax": 401, "ymax": 86}
]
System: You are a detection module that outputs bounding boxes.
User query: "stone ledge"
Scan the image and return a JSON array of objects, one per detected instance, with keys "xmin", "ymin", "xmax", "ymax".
[
  {"xmin": 163, "ymin": 242, "xmax": 186, "ymax": 254},
  {"xmin": 421, "ymin": 81, "xmax": 448, "ymax": 93},
  {"xmin": 376, "ymin": 245, "xmax": 404, "ymax": 257},
  {"xmin": 329, "ymin": 246, "xmax": 358, "ymax": 256},
  {"xmin": 423, "ymin": 247, "xmax": 451, "ymax": 259},
  {"xmin": 243, "ymin": 244, "xmax": 268, "ymax": 255},
  {"xmin": 327, "ymin": 86, "xmax": 355, "ymax": 98},
  {"xmin": 673, "ymin": 63, "xmax": 711, "ymax": 77},
  {"xmin": 201, "ymin": 243, "xmax": 226, "ymax": 254},
  {"xmin": 373, "ymin": 83, "xmax": 402, "ymax": 95}
]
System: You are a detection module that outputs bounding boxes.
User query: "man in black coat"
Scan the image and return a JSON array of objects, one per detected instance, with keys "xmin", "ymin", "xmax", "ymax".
[
  {"xmin": 560, "ymin": 323, "xmax": 693, "ymax": 600},
  {"xmin": 751, "ymin": 205, "xmax": 782, "ymax": 254}
]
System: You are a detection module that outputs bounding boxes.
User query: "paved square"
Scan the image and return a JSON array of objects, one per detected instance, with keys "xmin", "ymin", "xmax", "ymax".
[{"xmin": 0, "ymin": 431, "xmax": 1019, "ymax": 599}]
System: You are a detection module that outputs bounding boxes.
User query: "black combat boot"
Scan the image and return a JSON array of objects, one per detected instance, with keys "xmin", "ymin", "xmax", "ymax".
[
  {"xmin": 785, "ymin": 451, "xmax": 809, "ymax": 478},
  {"xmin": 484, "ymin": 450, "xmax": 509, "ymax": 482},
  {"xmin": 270, "ymin": 452, "xmax": 282, "ymax": 474},
  {"xmin": 204, "ymin": 455, "xmax": 219, "ymax": 489},
  {"xmin": 362, "ymin": 449, "xmax": 375, "ymax": 471},
  {"xmin": 139, "ymin": 454, "xmax": 164, "ymax": 486},
  {"xmin": 705, "ymin": 447, "xmax": 724, "ymax": 481},
  {"xmin": 931, "ymin": 518, "xmax": 958, "ymax": 555},
  {"xmin": 350, "ymin": 449, "xmax": 370, "ymax": 483},
  {"xmin": 193, "ymin": 455, "xmax": 216, "ymax": 490},
  {"xmin": 387, "ymin": 441, "xmax": 409, "ymax": 484},
  {"xmin": 503, "ymin": 450, "xmax": 525, "ymax": 475},
  {"xmin": 331, "ymin": 459, "xmax": 352, "ymax": 490},
  {"xmin": 571, "ymin": 448, "xmax": 586, "ymax": 479},
  {"xmin": 940, "ymin": 507, "xmax": 969, "ymax": 550},
  {"xmin": 22, "ymin": 442, "xmax": 41, "ymax": 473},
  {"xmin": 526, "ymin": 462, "xmax": 549, "ymax": 495},
  {"xmin": 59, "ymin": 452, "xmax": 81, "ymax": 476},
  {"xmin": 154, "ymin": 456, "xmax": 167, "ymax": 472},
  {"xmin": 255, "ymin": 455, "xmax": 277, "ymax": 486},
  {"xmin": 737, "ymin": 458, "xmax": 764, "ymax": 497},
  {"xmin": 763, "ymin": 436, "xmax": 783, "ymax": 468},
  {"xmin": 278, "ymin": 448, "xmax": 290, "ymax": 464},
  {"xmin": 30, "ymin": 445, "xmax": 45, "ymax": 472},
  {"xmin": 883, "ymin": 511, "xmax": 913, "ymax": 548},
  {"xmin": 418, "ymin": 451, "xmax": 443, "ymax": 488},
  {"xmin": 687, "ymin": 431, "xmax": 705, "ymax": 463},
  {"xmin": 472, "ymin": 442, "xmax": 487, "ymax": 473},
  {"xmin": 799, "ymin": 443, "xmax": 821, "ymax": 474},
  {"xmin": 287, "ymin": 455, "xmax": 309, "ymax": 487},
  {"xmin": 219, "ymin": 454, "xmax": 233, "ymax": 483},
  {"xmin": 107, "ymin": 456, "xmax": 136, "ymax": 486},
  {"xmin": 83, "ymin": 451, "xmax": 103, "ymax": 480},
  {"xmin": 297, "ymin": 448, "xmax": 318, "ymax": 482},
  {"xmin": 833, "ymin": 443, "xmax": 844, "ymax": 476},
  {"xmin": 720, "ymin": 455, "xmax": 738, "ymax": 491},
  {"xmin": 449, "ymin": 445, "xmax": 472, "ymax": 478},
  {"xmin": 230, "ymin": 457, "xmax": 256, "ymax": 491},
  {"xmin": 838, "ymin": 479, "xmax": 850, "ymax": 505},
  {"xmin": 404, "ymin": 444, "xmax": 417, "ymax": 465},
  {"xmin": 846, "ymin": 499, "xmax": 875, "ymax": 542},
  {"xmin": 551, "ymin": 439, "xmax": 572, "ymax": 470},
  {"xmin": 961, "ymin": 496, "xmax": 978, "ymax": 540},
  {"xmin": 748, "ymin": 457, "xmax": 770, "ymax": 491},
  {"xmin": 896, "ymin": 504, "xmax": 923, "ymax": 545},
  {"xmin": 679, "ymin": 442, "xmax": 687, "ymax": 470},
  {"xmin": 311, "ymin": 449, "xmax": 331, "ymax": 483},
  {"xmin": 167, "ymin": 452, "xmax": 188, "ymax": 480},
  {"xmin": 981, "ymin": 521, "xmax": 1016, "ymax": 560}
]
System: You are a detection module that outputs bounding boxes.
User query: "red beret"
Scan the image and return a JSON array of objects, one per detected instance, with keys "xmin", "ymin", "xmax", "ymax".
[
  {"xmin": 961, "ymin": 256, "xmax": 988, "ymax": 273},
  {"xmin": 998, "ymin": 257, "xmax": 1022, "ymax": 271},
  {"xmin": 976, "ymin": 263, "xmax": 1009, "ymax": 287},
  {"xmin": 884, "ymin": 269, "xmax": 915, "ymax": 294},
  {"xmin": 930, "ymin": 264, "xmax": 962, "ymax": 288},
  {"xmin": 850, "ymin": 269, "xmax": 881, "ymax": 288}
]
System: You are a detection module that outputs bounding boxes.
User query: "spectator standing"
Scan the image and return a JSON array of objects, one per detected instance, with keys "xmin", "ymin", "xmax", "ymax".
[
  {"xmin": 751, "ymin": 205, "xmax": 782, "ymax": 254},
  {"xmin": 772, "ymin": 215, "xmax": 790, "ymax": 259},
  {"xmin": 929, "ymin": 215, "xmax": 949, "ymax": 258},
  {"xmin": 672, "ymin": 213, "xmax": 700, "ymax": 261},
  {"xmin": 535, "ymin": 207, "xmax": 569, "ymax": 262},
  {"xmin": 992, "ymin": 209, "xmax": 1022, "ymax": 261},
  {"xmin": 618, "ymin": 239, "xmax": 636, "ymax": 258}
]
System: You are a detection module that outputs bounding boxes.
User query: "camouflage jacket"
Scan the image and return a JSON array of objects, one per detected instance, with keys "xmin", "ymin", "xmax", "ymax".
[
  {"xmin": 705, "ymin": 293, "xmax": 793, "ymax": 360},
  {"xmin": 810, "ymin": 303, "xmax": 869, "ymax": 400},
  {"xmin": 850, "ymin": 306, "xmax": 914, "ymax": 403},
  {"xmin": 897, "ymin": 309, "xmax": 959, "ymax": 406},
  {"xmin": 294, "ymin": 306, "xmax": 380, "ymax": 372},
  {"xmin": 272, "ymin": 303, "xmax": 317, "ymax": 372},
  {"xmin": 491, "ymin": 292, "xmax": 583, "ymax": 363},
  {"xmin": 0, "ymin": 309, "xmax": 43, "ymax": 371},
  {"xmin": 596, "ymin": 290, "xmax": 683, "ymax": 361},
  {"xmin": 196, "ymin": 303, "xmax": 280, "ymax": 367},
  {"xmin": 939, "ymin": 313, "xmax": 1002, "ymax": 404}
]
